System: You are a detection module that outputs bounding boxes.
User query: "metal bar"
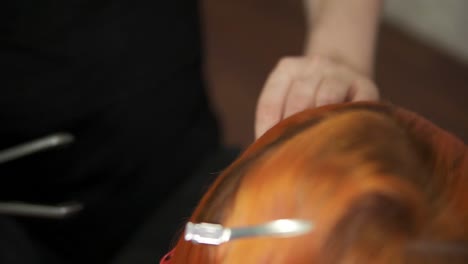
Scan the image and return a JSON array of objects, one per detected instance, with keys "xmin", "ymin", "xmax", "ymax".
[
  {"xmin": 0, "ymin": 132, "xmax": 75, "ymax": 164},
  {"xmin": 0, "ymin": 201, "xmax": 83, "ymax": 219}
]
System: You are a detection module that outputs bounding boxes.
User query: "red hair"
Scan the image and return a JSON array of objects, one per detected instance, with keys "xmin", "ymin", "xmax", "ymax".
[{"xmin": 168, "ymin": 102, "xmax": 467, "ymax": 263}]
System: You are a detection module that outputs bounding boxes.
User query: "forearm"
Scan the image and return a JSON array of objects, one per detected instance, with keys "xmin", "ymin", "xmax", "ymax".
[{"xmin": 303, "ymin": 0, "xmax": 383, "ymax": 77}]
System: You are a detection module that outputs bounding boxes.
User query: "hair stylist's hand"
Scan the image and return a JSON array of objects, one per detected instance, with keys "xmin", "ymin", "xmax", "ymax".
[{"xmin": 255, "ymin": 54, "xmax": 379, "ymax": 139}]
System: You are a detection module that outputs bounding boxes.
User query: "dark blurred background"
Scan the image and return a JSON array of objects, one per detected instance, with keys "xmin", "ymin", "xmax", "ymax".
[{"xmin": 201, "ymin": 0, "xmax": 468, "ymax": 148}]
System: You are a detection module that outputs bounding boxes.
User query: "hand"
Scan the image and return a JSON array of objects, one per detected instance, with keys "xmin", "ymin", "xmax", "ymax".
[{"xmin": 255, "ymin": 55, "xmax": 379, "ymax": 139}]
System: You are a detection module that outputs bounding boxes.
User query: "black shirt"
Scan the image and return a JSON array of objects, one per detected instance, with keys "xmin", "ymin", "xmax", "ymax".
[{"xmin": 0, "ymin": 0, "xmax": 220, "ymax": 262}]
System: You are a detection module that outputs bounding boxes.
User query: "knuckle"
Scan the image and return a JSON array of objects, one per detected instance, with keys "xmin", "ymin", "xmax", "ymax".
[
  {"xmin": 277, "ymin": 56, "xmax": 299, "ymax": 68},
  {"xmin": 304, "ymin": 56, "xmax": 330, "ymax": 74},
  {"xmin": 308, "ymin": 54, "xmax": 328, "ymax": 66}
]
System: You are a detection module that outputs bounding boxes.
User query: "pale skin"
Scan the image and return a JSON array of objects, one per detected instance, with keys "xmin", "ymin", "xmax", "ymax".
[{"xmin": 255, "ymin": 0, "xmax": 384, "ymax": 138}]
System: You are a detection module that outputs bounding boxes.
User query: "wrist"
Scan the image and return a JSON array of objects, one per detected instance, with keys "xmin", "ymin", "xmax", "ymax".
[
  {"xmin": 304, "ymin": 28, "xmax": 376, "ymax": 78},
  {"xmin": 302, "ymin": 0, "xmax": 383, "ymax": 78}
]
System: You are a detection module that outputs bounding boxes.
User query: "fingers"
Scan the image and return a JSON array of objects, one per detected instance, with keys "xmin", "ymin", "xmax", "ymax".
[
  {"xmin": 255, "ymin": 55, "xmax": 379, "ymax": 139},
  {"xmin": 349, "ymin": 78, "xmax": 380, "ymax": 101},
  {"xmin": 255, "ymin": 57, "xmax": 303, "ymax": 139},
  {"xmin": 315, "ymin": 78, "xmax": 349, "ymax": 107},
  {"xmin": 283, "ymin": 76, "xmax": 321, "ymax": 119}
]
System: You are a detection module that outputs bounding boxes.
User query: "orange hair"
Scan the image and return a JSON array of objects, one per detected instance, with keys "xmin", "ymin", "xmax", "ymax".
[{"xmin": 169, "ymin": 102, "xmax": 467, "ymax": 263}]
